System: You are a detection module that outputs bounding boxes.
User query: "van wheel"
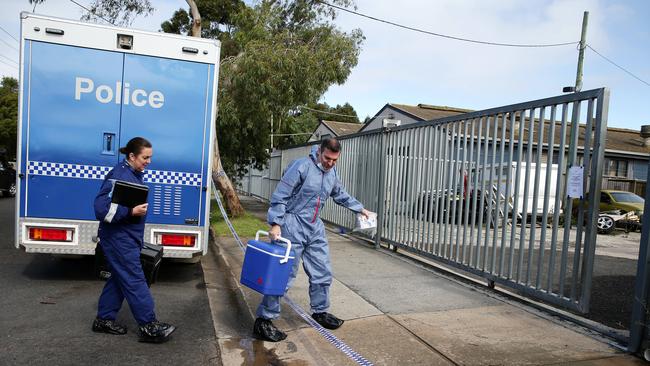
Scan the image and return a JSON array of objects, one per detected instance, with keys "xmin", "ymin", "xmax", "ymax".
[{"xmin": 8, "ymin": 182, "xmax": 16, "ymax": 197}]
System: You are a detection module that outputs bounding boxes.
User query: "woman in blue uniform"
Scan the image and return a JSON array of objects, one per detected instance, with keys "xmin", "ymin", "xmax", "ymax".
[{"xmin": 92, "ymin": 137, "xmax": 175, "ymax": 343}]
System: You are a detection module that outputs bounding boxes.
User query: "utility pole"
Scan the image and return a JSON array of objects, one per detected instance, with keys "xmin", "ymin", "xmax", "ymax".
[
  {"xmin": 270, "ymin": 114, "xmax": 274, "ymax": 151},
  {"xmin": 574, "ymin": 11, "xmax": 589, "ymax": 92}
]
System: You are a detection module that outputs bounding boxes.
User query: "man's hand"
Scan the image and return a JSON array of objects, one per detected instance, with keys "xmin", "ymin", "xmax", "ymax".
[
  {"xmin": 360, "ymin": 208, "xmax": 374, "ymax": 220},
  {"xmin": 269, "ymin": 224, "xmax": 282, "ymax": 241},
  {"xmin": 132, "ymin": 203, "xmax": 148, "ymax": 217}
]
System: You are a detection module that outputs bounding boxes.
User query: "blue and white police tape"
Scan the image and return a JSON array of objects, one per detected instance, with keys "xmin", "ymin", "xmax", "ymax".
[{"xmin": 211, "ymin": 183, "xmax": 374, "ymax": 366}]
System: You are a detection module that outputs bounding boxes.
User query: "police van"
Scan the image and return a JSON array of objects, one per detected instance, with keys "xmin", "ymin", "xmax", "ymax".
[{"xmin": 16, "ymin": 13, "xmax": 220, "ymax": 259}]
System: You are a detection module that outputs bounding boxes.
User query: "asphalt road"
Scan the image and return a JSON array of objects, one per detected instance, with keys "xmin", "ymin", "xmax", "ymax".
[{"xmin": 0, "ymin": 197, "xmax": 219, "ymax": 365}]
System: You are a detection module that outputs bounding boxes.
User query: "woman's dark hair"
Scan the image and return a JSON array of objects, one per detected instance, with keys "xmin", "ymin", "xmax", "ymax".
[
  {"xmin": 320, "ymin": 138, "xmax": 341, "ymax": 153},
  {"xmin": 119, "ymin": 137, "xmax": 152, "ymax": 157}
]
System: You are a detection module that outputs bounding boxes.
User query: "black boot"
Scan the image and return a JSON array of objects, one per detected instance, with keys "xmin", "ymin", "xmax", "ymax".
[
  {"xmin": 92, "ymin": 318, "xmax": 127, "ymax": 335},
  {"xmin": 252, "ymin": 318, "xmax": 287, "ymax": 342},
  {"xmin": 138, "ymin": 321, "xmax": 176, "ymax": 343},
  {"xmin": 312, "ymin": 312, "xmax": 344, "ymax": 330}
]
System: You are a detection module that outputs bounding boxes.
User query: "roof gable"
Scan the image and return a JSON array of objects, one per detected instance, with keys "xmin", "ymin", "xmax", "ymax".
[{"xmin": 321, "ymin": 120, "xmax": 363, "ymax": 136}]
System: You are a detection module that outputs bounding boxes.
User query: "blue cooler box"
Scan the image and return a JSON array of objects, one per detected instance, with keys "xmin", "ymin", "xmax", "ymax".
[{"xmin": 240, "ymin": 236, "xmax": 295, "ymax": 296}]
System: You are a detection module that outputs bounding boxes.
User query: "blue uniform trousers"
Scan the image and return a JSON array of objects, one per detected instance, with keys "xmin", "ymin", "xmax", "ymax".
[{"xmin": 96, "ymin": 238, "xmax": 156, "ymax": 325}]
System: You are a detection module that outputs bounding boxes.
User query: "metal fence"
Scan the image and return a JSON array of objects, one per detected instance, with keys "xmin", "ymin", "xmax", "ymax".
[
  {"xmin": 629, "ymin": 161, "xmax": 650, "ymax": 354},
  {"xmin": 239, "ymin": 88, "xmax": 610, "ymax": 314}
]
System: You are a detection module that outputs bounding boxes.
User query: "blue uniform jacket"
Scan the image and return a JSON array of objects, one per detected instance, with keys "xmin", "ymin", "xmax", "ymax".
[
  {"xmin": 94, "ymin": 160, "xmax": 147, "ymax": 247},
  {"xmin": 268, "ymin": 146, "xmax": 363, "ymax": 229}
]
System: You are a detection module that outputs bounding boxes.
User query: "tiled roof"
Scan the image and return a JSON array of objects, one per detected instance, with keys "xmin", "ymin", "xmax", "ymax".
[
  {"xmin": 322, "ymin": 120, "xmax": 364, "ymax": 136},
  {"xmin": 389, "ymin": 103, "xmax": 472, "ymax": 121}
]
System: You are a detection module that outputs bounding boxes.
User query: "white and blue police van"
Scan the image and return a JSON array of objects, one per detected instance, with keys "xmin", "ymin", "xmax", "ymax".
[{"xmin": 16, "ymin": 13, "xmax": 220, "ymax": 259}]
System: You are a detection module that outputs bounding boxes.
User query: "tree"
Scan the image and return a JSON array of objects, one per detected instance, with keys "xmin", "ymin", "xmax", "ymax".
[
  {"xmin": 161, "ymin": 0, "xmax": 363, "ymax": 198},
  {"xmin": 0, "ymin": 77, "xmax": 18, "ymax": 159}
]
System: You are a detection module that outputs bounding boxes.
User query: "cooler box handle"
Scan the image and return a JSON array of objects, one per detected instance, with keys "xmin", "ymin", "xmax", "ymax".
[{"xmin": 255, "ymin": 230, "xmax": 293, "ymax": 264}]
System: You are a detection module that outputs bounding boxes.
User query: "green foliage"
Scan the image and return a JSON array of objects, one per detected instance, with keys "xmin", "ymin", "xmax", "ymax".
[
  {"xmin": 160, "ymin": 9, "xmax": 191, "ymax": 35},
  {"xmin": 161, "ymin": 0, "xmax": 364, "ymax": 178},
  {"xmin": 0, "ymin": 77, "xmax": 18, "ymax": 159},
  {"xmin": 160, "ymin": 1, "xmax": 244, "ymax": 57},
  {"xmin": 210, "ymin": 199, "xmax": 266, "ymax": 237},
  {"xmin": 80, "ymin": 0, "xmax": 154, "ymax": 26}
]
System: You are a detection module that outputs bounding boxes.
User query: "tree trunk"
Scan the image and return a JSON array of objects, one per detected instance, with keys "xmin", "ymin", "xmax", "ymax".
[
  {"xmin": 186, "ymin": 0, "xmax": 245, "ymax": 217},
  {"xmin": 211, "ymin": 136, "xmax": 244, "ymax": 217},
  {"xmin": 186, "ymin": 0, "xmax": 202, "ymax": 38}
]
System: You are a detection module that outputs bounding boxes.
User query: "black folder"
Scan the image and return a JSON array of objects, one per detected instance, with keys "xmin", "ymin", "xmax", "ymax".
[{"xmin": 111, "ymin": 180, "xmax": 149, "ymax": 208}]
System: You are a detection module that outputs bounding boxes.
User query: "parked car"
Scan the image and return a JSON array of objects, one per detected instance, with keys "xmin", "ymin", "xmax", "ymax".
[
  {"xmin": 573, "ymin": 190, "xmax": 644, "ymax": 233},
  {"xmin": 599, "ymin": 190, "xmax": 644, "ymax": 216},
  {"xmin": 573, "ymin": 190, "xmax": 644, "ymax": 216},
  {"xmin": 0, "ymin": 160, "xmax": 16, "ymax": 197}
]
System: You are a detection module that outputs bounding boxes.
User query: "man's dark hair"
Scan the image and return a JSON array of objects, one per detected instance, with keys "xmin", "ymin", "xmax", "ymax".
[{"xmin": 320, "ymin": 138, "xmax": 341, "ymax": 153}]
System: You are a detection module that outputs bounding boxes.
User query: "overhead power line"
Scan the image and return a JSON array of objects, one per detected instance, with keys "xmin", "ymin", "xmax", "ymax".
[
  {"xmin": 68, "ymin": 0, "xmax": 115, "ymax": 25},
  {"xmin": 317, "ymin": 0, "xmax": 578, "ymax": 48},
  {"xmin": 0, "ymin": 57, "xmax": 18, "ymax": 70},
  {"xmin": 0, "ymin": 25, "xmax": 19, "ymax": 43},
  {"xmin": 0, "ymin": 36, "xmax": 18, "ymax": 52},
  {"xmin": 272, "ymin": 132, "xmax": 313, "ymax": 136},
  {"xmin": 299, "ymin": 105, "xmax": 358, "ymax": 118},
  {"xmin": 586, "ymin": 44, "xmax": 650, "ymax": 88},
  {"xmin": 0, "ymin": 53, "xmax": 18, "ymax": 65}
]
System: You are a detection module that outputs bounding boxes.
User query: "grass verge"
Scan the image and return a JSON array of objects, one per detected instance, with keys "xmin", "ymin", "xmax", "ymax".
[{"xmin": 210, "ymin": 199, "xmax": 266, "ymax": 237}]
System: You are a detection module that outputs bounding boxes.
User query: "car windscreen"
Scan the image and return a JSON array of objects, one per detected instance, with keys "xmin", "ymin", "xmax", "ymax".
[{"xmin": 611, "ymin": 192, "xmax": 644, "ymax": 203}]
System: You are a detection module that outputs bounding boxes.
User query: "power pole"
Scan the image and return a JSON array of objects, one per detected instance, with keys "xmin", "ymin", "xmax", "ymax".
[
  {"xmin": 574, "ymin": 11, "xmax": 589, "ymax": 92},
  {"xmin": 270, "ymin": 114, "xmax": 274, "ymax": 151}
]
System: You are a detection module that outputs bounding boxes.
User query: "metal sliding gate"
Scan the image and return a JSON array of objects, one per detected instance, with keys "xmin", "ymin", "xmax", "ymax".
[{"xmin": 243, "ymin": 88, "xmax": 610, "ymax": 314}]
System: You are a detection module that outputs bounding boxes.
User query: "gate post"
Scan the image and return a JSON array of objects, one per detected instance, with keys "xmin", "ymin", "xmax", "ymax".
[
  {"xmin": 375, "ymin": 128, "xmax": 387, "ymax": 249},
  {"xmin": 247, "ymin": 164, "xmax": 252, "ymax": 196},
  {"xmin": 628, "ymin": 159, "xmax": 650, "ymax": 354}
]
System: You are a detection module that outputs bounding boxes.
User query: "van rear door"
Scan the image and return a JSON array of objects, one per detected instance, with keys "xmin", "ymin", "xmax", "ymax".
[
  {"xmin": 22, "ymin": 41, "xmax": 122, "ymax": 220},
  {"xmin": 118, "ymin": 53, "xmax": 213, "ymax": 226}
]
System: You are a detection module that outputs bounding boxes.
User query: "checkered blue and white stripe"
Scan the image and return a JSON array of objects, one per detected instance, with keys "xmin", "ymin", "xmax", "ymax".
[
  {"xmin": 27, "ymin": 161, "xmax": 202, "ymax": 187},
  {"xmin": 28, "ymin": 161, "xmax": 111, "ymax": 180},
  {"xmin": 145, "ymin": 169, "xmax": 201, "ymax": 186}
]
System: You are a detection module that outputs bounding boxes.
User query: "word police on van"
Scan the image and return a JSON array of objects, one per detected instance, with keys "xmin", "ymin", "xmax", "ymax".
[{"xmin": 75, "ymin": 77, "xmax": 165, "ymax": 108}]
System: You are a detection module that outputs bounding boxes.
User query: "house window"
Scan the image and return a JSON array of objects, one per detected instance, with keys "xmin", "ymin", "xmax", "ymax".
[
  {"xmin": 605, "ymin": 158, "xmax": 628, "ymax": 177},
  {"xmin": 321, "ymin": 133, "xmax": 332, "ymax": 140}
]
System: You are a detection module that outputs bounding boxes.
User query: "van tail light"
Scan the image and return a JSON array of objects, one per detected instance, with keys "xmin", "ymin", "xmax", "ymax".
[
  {"xmin": 28, "ymin": 227, "xmax": 74, "ymax": 242},
  {"xmin": 156, "ymin": 233, "xmax": 197, "ymax": 247}
]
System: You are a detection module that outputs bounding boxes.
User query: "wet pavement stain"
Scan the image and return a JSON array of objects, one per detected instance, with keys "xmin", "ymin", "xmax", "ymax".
[
  {"xmin": 223, "ymin": 338, "xmax": 309, "ymax": 366},
  {"xmin": 39, "ymin": 284, "xmax": 90, "ymax": 304}
]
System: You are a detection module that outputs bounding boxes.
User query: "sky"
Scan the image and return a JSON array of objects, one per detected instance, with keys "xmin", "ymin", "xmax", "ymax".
[{"xmin": 1, "ymin": 0, "xmax": 648, "ymax": 130}]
